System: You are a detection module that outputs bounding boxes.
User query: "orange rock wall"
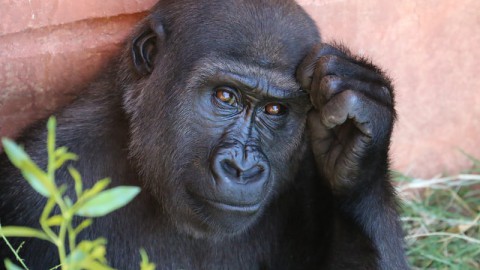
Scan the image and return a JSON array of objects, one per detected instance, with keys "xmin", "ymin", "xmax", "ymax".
[{"xmin": 0, "ymin": 0, "xmax": 479, "ymax": 178}]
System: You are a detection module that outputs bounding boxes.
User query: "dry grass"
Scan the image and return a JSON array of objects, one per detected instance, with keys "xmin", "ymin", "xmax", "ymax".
[{"xmin": 395, "ymin": 156, "xmax": 480, "ymax": 269}]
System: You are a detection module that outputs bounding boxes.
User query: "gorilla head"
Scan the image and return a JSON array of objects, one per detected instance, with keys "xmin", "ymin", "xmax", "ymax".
[{"xmin": 120, "ymin": 0, "xmax": 320, "ymax": 237}]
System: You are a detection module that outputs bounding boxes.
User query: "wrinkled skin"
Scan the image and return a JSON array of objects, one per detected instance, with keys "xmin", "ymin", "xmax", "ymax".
[
  {"xmin": 298, "ymin": 43, "xmax": 395, "ymax": 193},
  {"xmin": 0, "ymin": 0, "xmax": 408, "ymax": 269}
]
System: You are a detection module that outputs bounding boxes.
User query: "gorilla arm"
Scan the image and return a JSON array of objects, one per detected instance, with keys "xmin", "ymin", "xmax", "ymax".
[{"xmin": 297, "ymin": 43, "xmax": 409, "ymax": 269}]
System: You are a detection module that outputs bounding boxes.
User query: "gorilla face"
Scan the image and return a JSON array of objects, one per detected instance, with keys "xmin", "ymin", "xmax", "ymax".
[
  {"xmin": 177, "ymin": 57, "xmax": 312, "ymax": 236},
  {"xmin": 124, "ymin": 0, "xmax": 319, "ymax": 238}
]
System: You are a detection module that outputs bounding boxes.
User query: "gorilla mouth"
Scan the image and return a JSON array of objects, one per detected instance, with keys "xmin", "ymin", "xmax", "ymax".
[
  {"xmin": 182, "ymin": 189, "xmax": 265, "ymax": 236},
  {"xmin": 187, "ymin": 189, "xmax": 261, "ymax": 215},
  {"xmin": 203, "ymin": 198, "xmax": 260, "ymax": 214}
]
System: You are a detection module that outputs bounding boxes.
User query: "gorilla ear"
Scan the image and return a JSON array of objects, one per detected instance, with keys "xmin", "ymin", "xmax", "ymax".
[{"xmin": 132, "ymin": 23, "xmax": 165, "ymax": 75}]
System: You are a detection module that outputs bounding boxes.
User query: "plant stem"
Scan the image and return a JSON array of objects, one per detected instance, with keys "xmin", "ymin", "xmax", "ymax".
[
  {"xmin": 0, "ymin": 229, "xmax": 30, "ymax": 270},
  {"xmin": 39, "ymin": 199, "xmax": 59, "ymax": 243},
  {"xmin": 67, "ymin": 223, "xmax": 76, "ymax": 254},
  {"xmin": 57, "ymin": 220, "xmax": 68, "ymax": 270}
]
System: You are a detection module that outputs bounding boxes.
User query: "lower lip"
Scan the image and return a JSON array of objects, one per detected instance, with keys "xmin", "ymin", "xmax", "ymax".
[
  {"xmin": 206, "ymin": 200, "xmax": 260, "ymax": 213},
  {"xmin": 186, "ymin": 189, "xmax": 261, "ymax": 213}
]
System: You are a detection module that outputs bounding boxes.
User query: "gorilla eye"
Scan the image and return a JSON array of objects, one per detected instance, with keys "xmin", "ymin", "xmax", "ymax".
[
  {"xmin": 215, "ymin": 87, "xmax": 237, "ymax": 106},
  {"xmin": 264, "ymin": 103, "xmax": 287, "ymax": 116}
]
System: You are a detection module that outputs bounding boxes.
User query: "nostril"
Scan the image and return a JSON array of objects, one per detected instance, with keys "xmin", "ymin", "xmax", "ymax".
[
  {"xmin": 221, "ymin": 160, "xmax": 241, "ymax": 177},
  {"xmin": 220, "ymin": 160, "xmax": 265, "ymax": 182},
  {"xmin": 242, "ymin": 165, "xmax": 264, "ymax": 180}
]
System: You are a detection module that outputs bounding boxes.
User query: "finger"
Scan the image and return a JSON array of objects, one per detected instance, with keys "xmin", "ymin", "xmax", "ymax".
[
  {"xmin": 310, "ymin": 75, "xmax": 393, "ymax": 108},
  {"xmin": 313, "ymin": 55, "xmax": 389, "ymax": 86},
  {"xmin": 320, "ymin": 90, "xmax": 392, "ymax": 140},
  {"xmin": 307, "ymin": 110, "xmax": 341, "ymax": 178},
  {"xmin": 307, "ymin": 110, "xmax": 333, "ymax": 147},
  {"xmin": 334, "ymin": 132, "xmax": 368, "ymax": 188},
  {"xmin": 296, "ymin": 43, "xmax": 348, "ymax": 91}
]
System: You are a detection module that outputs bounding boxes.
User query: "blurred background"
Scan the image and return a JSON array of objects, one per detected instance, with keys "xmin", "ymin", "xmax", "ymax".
[
  {"xmin": 0, "ymin": 0, "xmax": 479, "ymax": 268},
  {"xmin": 1, "ymin": 0, "xmax": 479, "ymax": 178}
]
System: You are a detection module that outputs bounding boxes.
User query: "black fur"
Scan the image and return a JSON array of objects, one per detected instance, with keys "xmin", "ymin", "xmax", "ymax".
[{"xmin": 0, "ymin": 0, "xmax": 408, "ymax": 269}]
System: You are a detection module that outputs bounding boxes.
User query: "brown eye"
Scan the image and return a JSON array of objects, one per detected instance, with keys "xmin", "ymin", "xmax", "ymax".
[
  {"xmin": 264, "ymin": 103, "xmax": 286, "ymax": 115},
  {"xmin": 215, "ymin": 88, "xmax": 237, "ymax": 105}
]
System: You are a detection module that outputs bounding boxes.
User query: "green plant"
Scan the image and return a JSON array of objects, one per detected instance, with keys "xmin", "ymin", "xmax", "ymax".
[
  {"xmin": 395, "ymin": 168, "xmax": 480, "ymax": 270},
  {"xmin": 0, "ymin": 117, "xmax": 155, "ymax": 270}
]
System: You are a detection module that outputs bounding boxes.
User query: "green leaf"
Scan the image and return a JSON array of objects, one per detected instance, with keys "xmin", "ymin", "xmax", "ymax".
[
  {"xmin": 80, "ymin": 178, "xmax": 111, "ymax": 201},
  {"xmin": 0, "ymin": 226, "xmax": 51, "ymax": 242},
  {"xmin": 66, "ymin": 248, "xmax": 87, "ymax": 265},
  {"xmin": 4, "ymin": 259, "xmax": 23, "ymax": 270},
  {"xmin": 68, "ymin": 166, "xmax": 83, "ymax": 197},
  {"xmin": 74, "ymin": 219, "xmax": 93, "ymax": 235},
  {"xmin": 54, "ymin": 146, "xmax": 68, "ymax": 158},
  {"xmin": 67, "ymin": 239, "xmax": 112, "ymax": 269},
  {"xmin": 1, "ymin": 139, "xmax": 29, "ymax": 168},
  {"xmin": 47, "ymin": 117, "xmax": 56, "ymax": 178},
  {"xmin": 40, "ymin": 197, "xmax": 57, "ymax": 225},
  {"xmin": 81, "ymin": 261, "xmax": 114, "ymax": 270},
  {"xmin": 1, "ymin": 138, "xmax": 54, "ymax": 197},
  {"xmin": 58, "ymin": 185, "xmax": 69, "ymax": 198},
  {"xmin": 54, "ymin": 153, "xmax": 78, "ymax": 170},
  {"xmin": 21, "ymin": 171, "xmax": 51, "ymax": 197},
  {"xmin": 78, "ymin": 238, "xmax": 107, "ymax": 249},
  {"xmin": 47, "ymin": 117, "xmax": 56, "ymax": 157},
  {"xmin": 140, "ymin": 248, "xmax": 156, "ymax": 270},
  {"xmin": 90, "ymin": 245, "xmax": 107, "ymax": 261},
  {"xmin": 64, "ymin": 196, "xmax": 73, "ymax": 208},
  {"xmin": 76, "ymin": 186, "xmax": 140, "ymax": 217},
  {"xmin": 73, "ymin": 178, "xmax": 111, "ymax": 214},
  {"xmin": 45, "ymin": 215, "xmax": 63, "ymax": 226}
]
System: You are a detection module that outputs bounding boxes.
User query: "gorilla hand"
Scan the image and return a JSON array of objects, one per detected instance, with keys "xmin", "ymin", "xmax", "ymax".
[{"xmin": 297, "ymin": 43, "xmax": 395, "ymax": 193}]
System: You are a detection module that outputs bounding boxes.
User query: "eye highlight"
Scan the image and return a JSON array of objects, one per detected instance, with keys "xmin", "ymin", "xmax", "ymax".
[
  {"xmin": 215, "ymin": 87, "xmax": 237, "ymax": 106},
  {"xmin": 264, "ymin": 103, "xmax": 287, "ymax": 116}
]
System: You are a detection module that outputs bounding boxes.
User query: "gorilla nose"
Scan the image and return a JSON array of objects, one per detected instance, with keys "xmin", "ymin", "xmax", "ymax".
[
  {"xmin": 220, "ymin": 159, "xmax": 265, "ymax": 184},
  {"xmin": 210, "ymin": 144, "xmax": 270, "ymax": 205}
]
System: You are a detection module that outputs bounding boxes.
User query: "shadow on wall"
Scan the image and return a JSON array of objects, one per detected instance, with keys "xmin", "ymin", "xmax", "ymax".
[{"xmin": 0, "ymin": 0, "xmax": 479, "ymax": 178}]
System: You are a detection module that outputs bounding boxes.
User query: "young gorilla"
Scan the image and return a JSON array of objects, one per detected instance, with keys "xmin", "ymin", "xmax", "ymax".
[{"xmin": 0, "ymin": 0, "xmax": 408, "ymax": 269}]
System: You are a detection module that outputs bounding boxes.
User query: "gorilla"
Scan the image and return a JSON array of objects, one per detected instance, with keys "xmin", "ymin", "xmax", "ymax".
[{"xmin": 0, "ymin": 0, "xmax": 408, "ymax": 269}]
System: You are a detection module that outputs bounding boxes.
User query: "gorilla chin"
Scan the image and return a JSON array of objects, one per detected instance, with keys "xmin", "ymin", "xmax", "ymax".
[
  {"xmin": 186, "ymin": 194, "xmax": 267, "ymax": 239},
  {"xmin": 183, "ymin": 175, "xmax": 273, "ymax": 238}
]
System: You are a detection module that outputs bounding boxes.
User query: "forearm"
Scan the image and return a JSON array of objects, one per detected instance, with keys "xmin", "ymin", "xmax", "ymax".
[{"xmin": 336, "ymin": 170, "xmax": 409, "ymax": 269}]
